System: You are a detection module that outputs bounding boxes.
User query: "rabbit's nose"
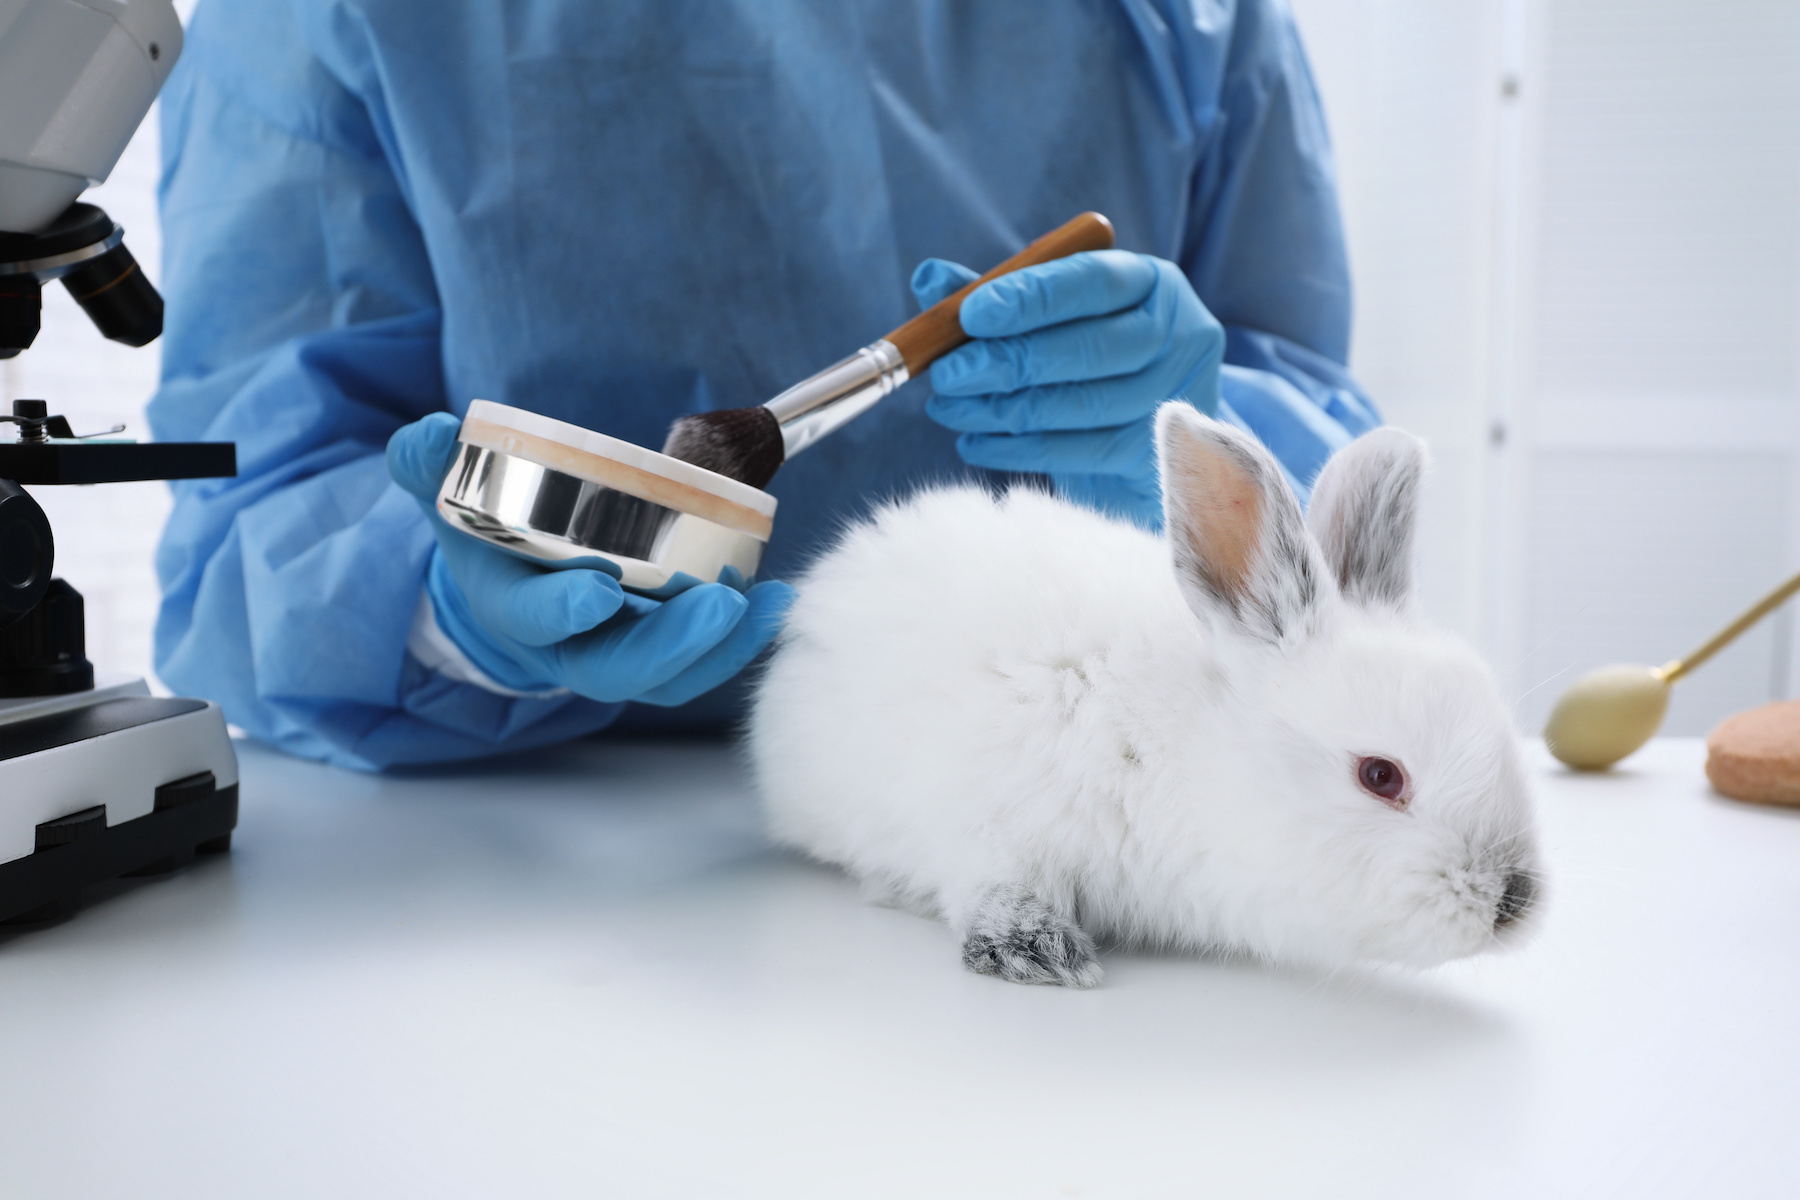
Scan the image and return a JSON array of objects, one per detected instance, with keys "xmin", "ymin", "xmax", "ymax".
[{"xmin": 1494, "ymin": 871, "xmax": 1535, "ymax": 930}]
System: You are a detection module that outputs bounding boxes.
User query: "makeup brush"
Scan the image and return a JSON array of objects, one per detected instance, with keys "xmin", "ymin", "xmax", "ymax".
[
  {"xmin": 662, "ymin": 211, "xmax": 1116, "ymax": 488},
  {"xmin": 1544, "ymin": 566, "xmax": 1800, "ymax": 769}
]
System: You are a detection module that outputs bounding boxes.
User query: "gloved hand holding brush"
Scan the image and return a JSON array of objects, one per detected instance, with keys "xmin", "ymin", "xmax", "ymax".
[
  {"xmin": 388, "ymin": 414, "xmax": 793, "ymax": 705},
  {"xmin": 911, "ymin": 250, "xmax": 1224, "ymax": 529}
]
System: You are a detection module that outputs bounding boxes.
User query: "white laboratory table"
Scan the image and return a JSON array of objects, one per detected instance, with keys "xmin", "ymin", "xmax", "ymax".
[{"xmin": 0, "ymin": 735, "xmax": 1795, "ymax": 1199}]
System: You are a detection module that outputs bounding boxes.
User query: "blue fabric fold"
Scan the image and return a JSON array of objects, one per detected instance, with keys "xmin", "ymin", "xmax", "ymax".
[{"xmin": 153, "ymin": 0, "xmax": 1380, "ymax": 768}]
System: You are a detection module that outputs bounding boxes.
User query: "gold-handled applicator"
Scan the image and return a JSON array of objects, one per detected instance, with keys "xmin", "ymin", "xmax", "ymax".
[
  {"xmin": 1544, "ymin": 568, "xmax": 1800, "ymax": 769},
  {"xmin": 661, "ymin": 212, "xmax": 1116, "ymax": 488}
]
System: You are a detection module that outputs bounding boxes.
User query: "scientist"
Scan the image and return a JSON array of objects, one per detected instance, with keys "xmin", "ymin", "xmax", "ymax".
[{"xmin": 152, "ymin": 0, "xmax": 1379, "ymax": 770}]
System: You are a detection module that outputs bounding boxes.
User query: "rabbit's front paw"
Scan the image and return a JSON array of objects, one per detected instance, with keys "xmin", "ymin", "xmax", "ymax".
[{"xmin": 961, "ymin": 885, "xmax": 1102, "ymax": 988}]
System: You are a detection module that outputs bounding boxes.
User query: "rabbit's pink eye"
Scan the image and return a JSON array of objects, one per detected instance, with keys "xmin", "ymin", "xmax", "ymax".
[{"xmin": 1356, "ymin": 756, "xmax": 1408, "ymax": 810}]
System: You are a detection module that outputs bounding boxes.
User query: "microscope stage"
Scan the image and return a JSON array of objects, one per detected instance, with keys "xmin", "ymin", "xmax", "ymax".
[{"xmin": 0, "ymin": 679, "xmax": 239, "ymax": 923}]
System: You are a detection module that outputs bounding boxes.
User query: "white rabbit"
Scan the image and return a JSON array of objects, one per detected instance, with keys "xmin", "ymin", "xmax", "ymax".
[{"xmin": 749, "ymin": 403, "xmax": 1539, "ymax": 987}]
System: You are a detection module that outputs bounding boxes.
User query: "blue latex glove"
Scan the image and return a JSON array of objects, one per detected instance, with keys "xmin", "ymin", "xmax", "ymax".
[
  {"xmin": 387, "ymin": 413, "xmax": 793, "ymax": 706},
  {"xmin": 913, "ymin": 250, "xmax": 1225, "ymax": 528}
]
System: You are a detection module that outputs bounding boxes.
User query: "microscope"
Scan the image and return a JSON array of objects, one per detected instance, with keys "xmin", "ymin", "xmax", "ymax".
[{"xmin": 0, "ymin": 0, "xmax": 238, "ymax": 923}]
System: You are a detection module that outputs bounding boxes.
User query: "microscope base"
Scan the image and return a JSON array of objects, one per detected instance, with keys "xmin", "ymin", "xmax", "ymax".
[{"xmin": 0, "ymin": 679, "xmax": 239, "ymax": 924}]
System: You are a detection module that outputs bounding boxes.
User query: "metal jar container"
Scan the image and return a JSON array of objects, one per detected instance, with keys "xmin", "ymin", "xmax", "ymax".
[{"xmin": 435, "ymin": 401, "xmax": 776, "ymax": 596}]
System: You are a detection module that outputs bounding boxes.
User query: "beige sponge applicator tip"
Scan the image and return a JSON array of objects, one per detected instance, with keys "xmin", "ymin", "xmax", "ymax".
[{"xmin": 1544, "ymin": 664, "xmax": 1671, "ymax": 770}]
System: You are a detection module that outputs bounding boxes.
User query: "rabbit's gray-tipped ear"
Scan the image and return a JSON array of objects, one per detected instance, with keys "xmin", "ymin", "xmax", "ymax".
[
  {"xmin": 1157, "ymin": 403, "xmax": 1325, "ymax": 645},
  {"xmin": 1304, "ymin": 427, "xmax": 1428, "ymax": 612}
]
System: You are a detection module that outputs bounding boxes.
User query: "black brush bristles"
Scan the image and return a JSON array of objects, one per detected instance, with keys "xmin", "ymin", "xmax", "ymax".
[{"xmin": 661, "ymin": 405, "xmax": 785, "ymax": 489}]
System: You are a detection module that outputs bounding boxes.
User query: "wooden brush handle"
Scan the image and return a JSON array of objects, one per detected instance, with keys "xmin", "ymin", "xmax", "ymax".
[{"xmin": 883, "ymin": 211, "xmax": 1116, "ymax": 376}]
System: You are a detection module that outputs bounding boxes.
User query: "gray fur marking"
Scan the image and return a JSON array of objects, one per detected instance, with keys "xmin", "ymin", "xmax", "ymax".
[
  {"xmin": 1307, "ymin": 428, "xmax": 1425, "ymax": 611},
  {"xmin": 1165, "ymin": 418, "xmax": 1322, "ymax": 646},
  {"xmin": 1495, "ymin": 870, "xmax": 1537, "ymax": 929},
  {"xmin": 961, "ymin": 885, "xmax": 1103, "ymax": 988}
]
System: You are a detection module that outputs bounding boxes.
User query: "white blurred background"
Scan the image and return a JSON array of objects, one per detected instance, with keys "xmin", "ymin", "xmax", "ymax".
[
  {"xmin": 4, "ymin": 0, "xmax": 1798, "ymax": 736},
  {"xmin": 1298, "ymin": 0, "xmax": 1800, "ymax": 736}
]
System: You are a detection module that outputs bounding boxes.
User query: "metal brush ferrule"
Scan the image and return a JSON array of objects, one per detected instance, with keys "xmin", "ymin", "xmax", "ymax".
[{"xmin": 766, "ymin": 339, "xmax": 909, "ymax": 460}]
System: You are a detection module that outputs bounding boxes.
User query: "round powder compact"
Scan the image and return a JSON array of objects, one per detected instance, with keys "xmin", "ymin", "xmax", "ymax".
[{"xmin": 1705, "ymin": 699, "xmax": 1800, "ymax": 807}]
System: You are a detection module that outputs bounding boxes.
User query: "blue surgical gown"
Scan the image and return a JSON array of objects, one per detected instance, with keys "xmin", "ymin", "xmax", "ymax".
[{"xmin": 152, "ymin": 0, "xmax": 1381, "ymax": 770}]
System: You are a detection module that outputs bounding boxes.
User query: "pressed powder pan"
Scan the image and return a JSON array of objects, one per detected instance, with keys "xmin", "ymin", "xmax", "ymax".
[
  {"xmin": 439, "ymin": 214, "xmax": 1116, "ymax": 596},
  {"xmin": 437, "ymin": 400, "xmax": 776, "ymax": 597}
]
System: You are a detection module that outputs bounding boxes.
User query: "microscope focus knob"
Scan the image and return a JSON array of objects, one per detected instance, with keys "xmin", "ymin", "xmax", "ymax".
[
  {"xmin": 0, "ymin": 478, "xmax": 52, "ymax": 625},
  {"xmin": 0, "ymin": 578, "xmax": 93, "ymax": 697}
]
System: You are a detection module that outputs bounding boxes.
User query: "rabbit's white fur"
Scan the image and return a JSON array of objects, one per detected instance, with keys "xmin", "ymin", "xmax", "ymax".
[{"xmin": 750, "ymin": 405, "xmax": 1539, "ymax": 987}]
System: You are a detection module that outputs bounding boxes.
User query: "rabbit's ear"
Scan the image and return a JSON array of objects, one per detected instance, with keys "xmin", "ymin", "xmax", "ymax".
[
  {"xmin": 1304, "ymin": 428, "xmax": 1428, "ymax": 612},
  {"xmin": 1157, "ymin": 403, "xmax": 1326, "ymax": 645}
]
